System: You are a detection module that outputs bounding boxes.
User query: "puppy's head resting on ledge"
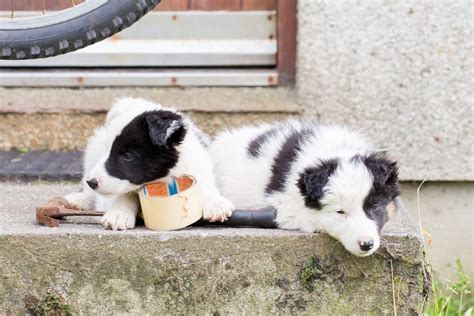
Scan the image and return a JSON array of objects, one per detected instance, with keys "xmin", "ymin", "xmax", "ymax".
[{"xmin": 297, "ymin": 153, "xmax": 400, "ymax": 256}]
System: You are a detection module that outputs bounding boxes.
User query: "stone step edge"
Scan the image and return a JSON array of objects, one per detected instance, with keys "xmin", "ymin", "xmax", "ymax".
[{"xmin": 0, "ymin": 87, "xmax": 301, "ymax": 114}]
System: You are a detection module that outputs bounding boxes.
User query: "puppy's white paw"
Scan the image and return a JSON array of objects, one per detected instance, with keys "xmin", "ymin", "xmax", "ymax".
[
  {"xmin": 202, "ymin": 196, "xmax": 234, "ymax": 222},
  {"xmin": 101, "ymin": 210, "xmax": 136, "ymax": 231}
]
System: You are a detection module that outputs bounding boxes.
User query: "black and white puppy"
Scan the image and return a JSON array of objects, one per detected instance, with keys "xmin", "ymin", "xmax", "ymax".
[
  {"xmin": 210, "ymin": 120, "xmax": 399, "ymax": 256},
  {"xmin": 64, "ymin": 97, "xmax": 234, "ymax": 230}
]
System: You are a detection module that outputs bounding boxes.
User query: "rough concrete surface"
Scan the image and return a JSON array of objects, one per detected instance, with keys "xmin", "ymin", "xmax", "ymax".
[
  {"xmin": 0, "ymin": 112, "xmax": 293, "ymax": 151},
  {"xmin": 0, "ymin": 87, "xmax": 300, "ymax": 114},
  {"xmin": 0, "ymin": 182, "xmax": 430, "ymax": 314},
  {"xmin": 297, "ymin": 0, "xmax": 473, "ymax": 181}
]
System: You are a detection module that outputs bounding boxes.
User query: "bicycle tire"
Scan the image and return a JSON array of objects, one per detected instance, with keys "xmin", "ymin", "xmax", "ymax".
[{"xmin": 0, "ymin": 0, "xmax": 161, "ymax": 60}]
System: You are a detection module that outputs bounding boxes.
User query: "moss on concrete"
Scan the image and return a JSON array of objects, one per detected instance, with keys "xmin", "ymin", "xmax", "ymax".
[
  {"xmin": 25, "ymin": 291, "xmax": 71, "ymax": 316},
  {"xmin": 299, "ymin": 256, "xmax": 325, "ymax": 291}
]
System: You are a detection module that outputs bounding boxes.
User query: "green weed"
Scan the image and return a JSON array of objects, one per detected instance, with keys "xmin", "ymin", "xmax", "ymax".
[
  {"xmin": 426, "ymin": 259, "xmax": 473, "ymax": 316},
  {"xmin": 29, "ymin": 291, "xmax": 72, "ymax": 316}
]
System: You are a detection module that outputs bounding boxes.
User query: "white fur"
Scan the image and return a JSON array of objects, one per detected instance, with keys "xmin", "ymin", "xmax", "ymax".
[
  {"xmin": 210, "ymin": 119, "xmax": 381, "ymax": 256},
  {"xmin": 64, "ymin": 97, "xmax": 234, "ymax": 230}
]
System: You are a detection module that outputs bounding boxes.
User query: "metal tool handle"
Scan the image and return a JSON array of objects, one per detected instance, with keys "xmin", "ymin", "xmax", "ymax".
[{"xmin": 194, "ymin": 206, "xmax": 278, "ymax": 228}]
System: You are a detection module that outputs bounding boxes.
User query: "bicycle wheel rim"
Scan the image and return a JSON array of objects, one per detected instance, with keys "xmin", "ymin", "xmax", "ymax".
[
  {"xmin": 0, "ymin": 0, "xmax": 108, "ymax": 30},
  {"xmin": 0, "ymin": 0, "xmax": 160, "ymax": 60}
]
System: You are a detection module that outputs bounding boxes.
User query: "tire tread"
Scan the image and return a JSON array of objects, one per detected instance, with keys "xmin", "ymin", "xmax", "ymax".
[{"xmin": 0, "ymin": 0, "xmax": 160, "ymax": 60}]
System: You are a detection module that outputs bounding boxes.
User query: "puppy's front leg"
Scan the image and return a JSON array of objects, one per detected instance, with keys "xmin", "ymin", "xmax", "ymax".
[
  {"xmin": 100, "ymin": 193, "xmax": 139, "ymax": 231},
  {"xmin": 181, "ymin": 140, "xmax": 234, "ymax": 222},
  {"xmin": 63, "ymin": 189, "xmax": 95, "ymax": 211}
]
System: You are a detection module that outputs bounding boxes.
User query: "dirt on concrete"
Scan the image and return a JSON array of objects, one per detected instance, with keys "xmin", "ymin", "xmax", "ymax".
[{"xmin": 0, "ymin": 112, "xmax": 294, "ymax": 151}]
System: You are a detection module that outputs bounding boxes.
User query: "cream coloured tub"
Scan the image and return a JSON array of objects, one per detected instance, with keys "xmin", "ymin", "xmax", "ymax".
[{"xmin": 138, "ymin": 175, "xmax": 203, "ymax": 231}]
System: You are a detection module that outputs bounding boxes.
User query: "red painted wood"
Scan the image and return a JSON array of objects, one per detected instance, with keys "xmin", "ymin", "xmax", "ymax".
[
  {"xmin": 189, "ymin": 0, "xmax": 241, "ymax": 11},
  {"xmin": 1, "ymin": 0, "xmax": 279, "ymax": 11},
  {"xmin": 0, "ymin": 0, "xmax": 84, "ymax": 11},
  {"xmin": 242, "ymin": 0, "xmax": 276, "ymax": 10},
  {"xmin": 155, "ymin": 0, "xmax": 189, "ymax": 11}
]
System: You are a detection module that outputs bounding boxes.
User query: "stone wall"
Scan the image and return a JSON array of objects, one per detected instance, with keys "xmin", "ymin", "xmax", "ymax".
[{"xmin": 296, "ymin": 0, "xmax": 473, "ymax": 180}]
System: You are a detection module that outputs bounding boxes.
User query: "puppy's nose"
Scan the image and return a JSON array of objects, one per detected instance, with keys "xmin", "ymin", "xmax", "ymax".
[
  {"xmin": 86, "ymin": 178, "xmax": 99, "ymax": 190},
  {"xmin": 359, "ymin": 240, "xmax": 374, "ymax": 252}
]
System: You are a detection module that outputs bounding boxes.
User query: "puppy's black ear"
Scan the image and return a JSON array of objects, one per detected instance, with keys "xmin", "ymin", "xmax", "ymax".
[
  {"xmin": 364, "ymin": 154, "xmax": 400, "ymax": 201},
  {"xmin": 297, "ymin": 159, "xmax": 338, "ymax": 209},
  {"xmin": 364, "ymin": 155, "xmax": 398, "ymax": 185},
  {"xmin": 145, "ymin": 112, "xmax": 186, "ymax": 147}
]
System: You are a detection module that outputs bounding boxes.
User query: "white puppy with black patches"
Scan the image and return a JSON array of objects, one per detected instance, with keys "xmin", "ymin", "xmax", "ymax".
[
  {"xmin": 210, "ymin": 120, "xmax": 399, "ymax": 257},
  {"xmin": 64, "ymin": 97, "xmax": 234, "ymax": 230}
]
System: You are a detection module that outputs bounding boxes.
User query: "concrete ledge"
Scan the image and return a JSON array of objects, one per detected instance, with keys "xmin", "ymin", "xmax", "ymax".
[
  {"xmin": 0, "ymin": 87, "xmax": 300, "ymax": 114},
  {"xmin": 0, "ymin": 182, "xmax": 430, "ymax": 314}
]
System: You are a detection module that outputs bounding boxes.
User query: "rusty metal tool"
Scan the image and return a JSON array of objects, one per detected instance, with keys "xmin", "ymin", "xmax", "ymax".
[
  {"xmin": 36, "ymin": 197, "xmax": 102, "ymax": 227},
  {"xmin": 36, "ymin": 197, "xmax": 278, "ymax": 228}
]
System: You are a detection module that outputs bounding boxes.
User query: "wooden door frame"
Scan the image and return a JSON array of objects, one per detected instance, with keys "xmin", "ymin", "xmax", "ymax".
[{"xmin": 277, "ymin": 0, "xmax": 297, "ymax": 85}]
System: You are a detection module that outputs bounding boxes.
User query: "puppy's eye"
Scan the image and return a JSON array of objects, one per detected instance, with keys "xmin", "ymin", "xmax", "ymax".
[
  {"xmin": 336, "ymin": 210, "xmax": 346, "ymax": 215},
  {"xmin": 121, "ymin": 152, "xmax": 134, "ymax": 162}
]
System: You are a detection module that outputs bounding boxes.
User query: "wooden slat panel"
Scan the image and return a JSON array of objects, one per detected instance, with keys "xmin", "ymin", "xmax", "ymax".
[
  {"xmin": 0, "ymin": 39, "xmax": 277, "ymax": 67},
  {"xmin": 277, "ymin": 0, "xmax": 296, "ymax": 84},
  {"xmin": 0, "ymin": 69, "xmax": 279, "ymax": 87},
  {"xmin": 242, "ymin": 0, "xmax": 276, "ymax": 10},
  {"xmin": 0, "ymin": 11, "xmax": 276, "ymax": 40},
  {"xmin": 112, "ymin": 12, "xmax": 276, "ymax": 40},
  {"xmin": 189, "ymin": 0, "xmax": 241, "ymax": 11},
  {"xmin": 0, "ymin": 0, "xmax": 84, "ymax": 11},
  {"xmin": 155, "ymin": 0, "xmax": 189, "ymax": 11},
  {"xmin": 0, "ymin": 11, "xmax": 277, "ymax": 67}
]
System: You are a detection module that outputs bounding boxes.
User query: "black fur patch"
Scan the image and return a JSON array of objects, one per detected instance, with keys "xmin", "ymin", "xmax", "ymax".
[
  {"xmin": 362, "ymin": 154, "xmax": 400, "ymax": 231},
  {"xmin": 105, "ymin": 110, "xmax": 186, "ymax": 184},
  {"xmin": 247, "ymin": 127, "xmax": 279, "ymax": 157},
  {"xmin": 146, "ymin": 111, "xmax": 185, "ymax": 147},
  {"xmin": 265, "ymin": 128, "xmax": 314, "ymax": 194},
  {"xmin": 297, "ymin": 160, "xmax": 339, "ymax": 209},
  {"xmin": 195, "ymin": 129, "xmax": 210, "ymax": 148}
]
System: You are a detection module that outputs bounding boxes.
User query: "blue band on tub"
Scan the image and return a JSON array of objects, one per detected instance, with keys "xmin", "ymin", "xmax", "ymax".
[
  {"xmin": 168, "ymin": 179, "xmax": 178, "ymax": 196},
  {"xmin": 143, "ymin": 186, "xmax": 148, "ymax": 197}
]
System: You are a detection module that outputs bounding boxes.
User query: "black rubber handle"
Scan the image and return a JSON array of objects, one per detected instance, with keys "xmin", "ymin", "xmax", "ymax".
[{"xmin": 193, "ymin": 206, "xmax": 278, "ymax": 228}]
